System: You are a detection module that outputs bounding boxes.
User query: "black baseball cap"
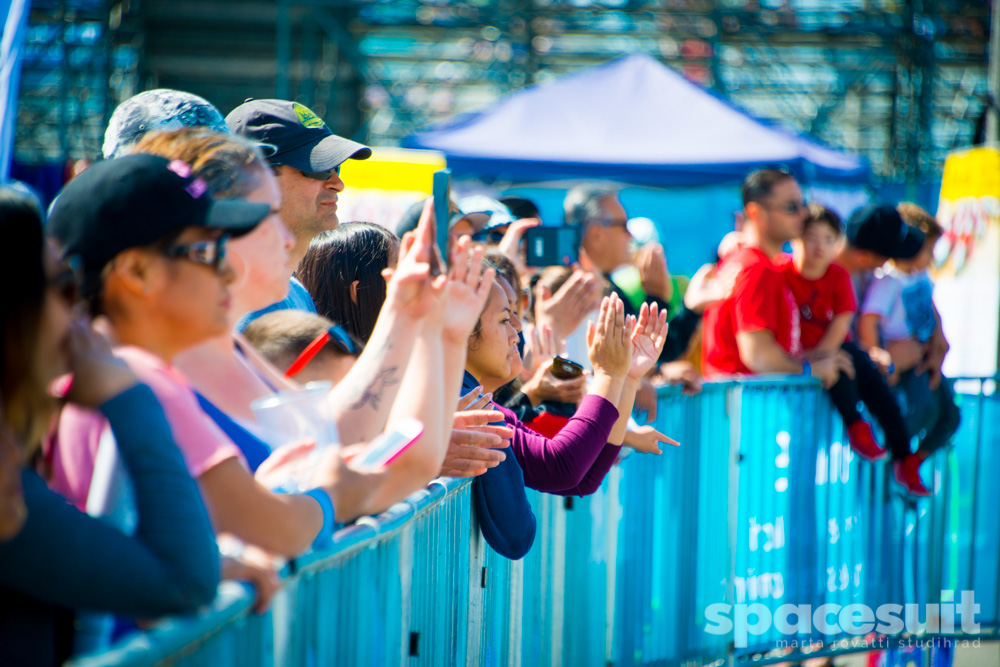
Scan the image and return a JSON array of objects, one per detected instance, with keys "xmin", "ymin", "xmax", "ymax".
[
  {"xmin": 226, "ymin": 99, "xmax": 372, "ymax": 172},
  {"xmin": 845, "ymin": 204, "xmax": 925, "ymax": 259},
  {"xmin": 48, "ymin": 154, "xmax": 270, "ymax": 286}
]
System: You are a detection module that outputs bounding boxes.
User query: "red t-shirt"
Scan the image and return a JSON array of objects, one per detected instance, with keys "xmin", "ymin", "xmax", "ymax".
[
  {"xmin": 702, "ymin": 246, "xmax": 802, "ymax": 377},
  {"xmin": 775, "ymin": 255, "xmax": 857, "ymax": 351}
]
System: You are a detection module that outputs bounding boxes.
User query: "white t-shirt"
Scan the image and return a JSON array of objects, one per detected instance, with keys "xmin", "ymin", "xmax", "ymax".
[{"xmin": 860, "ymin": 267, "xmax": 936, "ymax": 344}]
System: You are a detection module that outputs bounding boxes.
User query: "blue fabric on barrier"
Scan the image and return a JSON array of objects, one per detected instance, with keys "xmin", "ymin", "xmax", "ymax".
[
  {"xmin": 403, "ymin": 53, "xmax": 869, "ymax": 186},
  {"xmin": 1, "ymin": 0, "xmax": 31, "ymax": 182}
]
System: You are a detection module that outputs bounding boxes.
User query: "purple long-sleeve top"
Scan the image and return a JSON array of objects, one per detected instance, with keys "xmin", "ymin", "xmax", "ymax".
[{"xmin": 493, "ymin": 394, "xmax": 622, "ymax": 496}]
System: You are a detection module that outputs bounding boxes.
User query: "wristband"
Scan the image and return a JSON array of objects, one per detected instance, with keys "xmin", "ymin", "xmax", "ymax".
[
  {"xmin": 276, "ymin": 487, "xmax": 336, "ymax": 551},
  {"xmin": 304, "ymin": 488, "xmax": 336, "ymax": 551},
  {"xmin": 801, "ymin": 361, "xmax": 811, "ymax": 377}
]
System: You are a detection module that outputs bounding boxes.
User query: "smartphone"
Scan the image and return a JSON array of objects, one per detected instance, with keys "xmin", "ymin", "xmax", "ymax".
[
  {"xmin": 431, "ymin": 169, "xmax": 451, "ymax": 275},
  {"xmin": 351, "ymin": 417, "xmax": 424, "ymax": 468},
  {"xmin": 524, "ymin": 226, "xmax": 580, "ymax": 267},
  {"xmin": 550, "ymin": 356, "xmax": 584, "ymax": 380}
]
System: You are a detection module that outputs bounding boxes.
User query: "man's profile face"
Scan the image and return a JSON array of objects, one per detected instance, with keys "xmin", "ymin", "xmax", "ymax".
[
  {"xmin": 273, "ymin": 165, "xmax": 345, "ymax": 245},
  {"xmin": 758, "ymin": 178, "xmax": 807, "ymax": 243},
  {"xmin": 596, "ymin": 195, "xmax": 633, "ymax": 269}
]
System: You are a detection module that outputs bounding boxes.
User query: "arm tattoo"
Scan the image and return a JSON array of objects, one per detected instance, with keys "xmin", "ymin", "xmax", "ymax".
[{"xmin": 349, "ymin": 366, "xmax": 400, "ymax": 411}]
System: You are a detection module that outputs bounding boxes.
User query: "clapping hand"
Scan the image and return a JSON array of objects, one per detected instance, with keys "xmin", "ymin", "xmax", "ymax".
[
  {"xmin": 382, "ymin": 198, "xmax": 448, "ymax": 320},
  {"xmin": 587, "ymin": 293, "xmax": 632, "ymax": 379},
  {"xmin": 627, "ymin": 302, "xmax": 669, "ymax": 380}
]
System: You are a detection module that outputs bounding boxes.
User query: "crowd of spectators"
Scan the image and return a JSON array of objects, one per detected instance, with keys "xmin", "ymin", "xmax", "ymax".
[{"xmin": 0, "ymin": 88, "xmax": 961, "ymax": 663}]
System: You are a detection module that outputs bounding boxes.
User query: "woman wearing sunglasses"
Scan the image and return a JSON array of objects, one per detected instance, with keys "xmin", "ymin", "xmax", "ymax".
[
  {"xmin": 48, "ymin": 154, "xmax": 395, "ymax": 562},
  {"xmin": 131, "ymin": 128, "xmax": 484, "ymax": 519},
  {"xmin": 0, "ymin": 185, "xmax": 222, "ymax": 665}
]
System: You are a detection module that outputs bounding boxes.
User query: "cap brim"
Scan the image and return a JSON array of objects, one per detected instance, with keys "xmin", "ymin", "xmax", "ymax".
[
  {"xmin": 449, "ymin": 211, "xmax": 491, "ymax": 232},
  {"xmin": 273, "ymin": 134, "xmax": 372, "ymax": 172},
  {"xmin": 204, "ymin": 199, "xmax": 271, "ymax": 237}
]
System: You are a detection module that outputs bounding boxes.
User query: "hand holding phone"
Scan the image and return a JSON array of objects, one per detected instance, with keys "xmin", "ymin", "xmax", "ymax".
[
  {"xmin": 524, "ymin": 226, "xmax": 581, "ymax": 267},
  {"xmin": 351, "ymin": 418, "xmax": 424, "ymax": 469},
  {"xmin": 550, "ymin": 356, "xmax": 585, "ymax": 380},
  {"xmin": 431, "ymin": 169, "xmax": 452, "ymax": 275}
]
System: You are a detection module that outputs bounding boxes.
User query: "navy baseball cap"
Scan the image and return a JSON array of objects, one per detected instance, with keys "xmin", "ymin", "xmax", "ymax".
[
  {"xmin": 226, "ymin": 99, "xmax": 371, "ymax": 172},
  {"xmin": 103, "ymin": 89, "xmax": 233, "ymax": 159},
  {"xmin": 48, "ymin": 154, "xmax": 269, "ymax": 288},
  {"xmin": 845, "ymin": 204, "xmax": 925, "ymax": 259}
]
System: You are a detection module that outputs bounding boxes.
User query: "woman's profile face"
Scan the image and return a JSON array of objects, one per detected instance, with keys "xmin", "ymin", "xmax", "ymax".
[
  {"xmin": 465, "ymin": 282, "xmax": 520, "ymax": 392},
  {"xmin": 227, "ymin": 169, "xmax": 294, "ymax": 317},
  {"xmin": 146, "ymin": 227, "xmax": 237, "ymax": 350}
]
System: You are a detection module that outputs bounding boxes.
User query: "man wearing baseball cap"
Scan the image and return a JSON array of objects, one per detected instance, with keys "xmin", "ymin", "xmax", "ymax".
[{"xmin": 226, "ymin": 99, "xmax": 371, "ymax": 266}]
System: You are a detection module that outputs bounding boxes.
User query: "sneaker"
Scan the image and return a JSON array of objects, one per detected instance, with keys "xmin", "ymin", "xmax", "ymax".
[
  {"xmin": 846, "ymin": 420, "xmax": 888, "ymax": 462},
  {"xmin": 893, "ymin": 452, "xmax": 931, "ymax": 497}
]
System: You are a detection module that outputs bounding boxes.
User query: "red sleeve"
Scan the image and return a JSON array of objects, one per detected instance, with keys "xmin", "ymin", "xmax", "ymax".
[
  {"xmin": 732, "ymin": 263, "xmax": 783, "ymax": 335},
  {"xmin": 832, "ymin": 265, "xmax": 857, "ymax": 315}
]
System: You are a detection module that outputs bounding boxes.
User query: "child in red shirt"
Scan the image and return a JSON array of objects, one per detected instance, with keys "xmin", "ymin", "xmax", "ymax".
[{"xmin": 779, "ymin": 204, "xmax": 915, "ymax": 469}]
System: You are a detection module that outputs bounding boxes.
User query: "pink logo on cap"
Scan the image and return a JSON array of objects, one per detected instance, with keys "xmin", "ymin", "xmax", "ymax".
[
  {"xmin": 167, "ymin": 160, "xmax": 192, "ymax": 178},
  {"xmin": 186, "ymin": 178, "xmax": 208, "ymax": 199}
]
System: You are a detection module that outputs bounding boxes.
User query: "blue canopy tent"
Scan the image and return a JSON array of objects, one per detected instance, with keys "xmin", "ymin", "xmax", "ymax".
[
  {"xmin": 403, "ymin": 52, "xmax": 870, "ymax": 187},
  {"xmin": 403, "ymin": 53, "xmax": 870, "ymax": 274}
]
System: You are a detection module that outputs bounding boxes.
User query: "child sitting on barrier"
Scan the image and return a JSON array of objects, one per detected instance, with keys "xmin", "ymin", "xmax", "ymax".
[
  {"xmin": 778, "ymin": 204, "xmax": 928, "ymax": 494},
  {"xmin": 858, "ymin": 203, "xmax": 960, "ymax": 496},
  {"xmin": 243, "ymin": 311, "xmax": 361, "ymax": 387}
]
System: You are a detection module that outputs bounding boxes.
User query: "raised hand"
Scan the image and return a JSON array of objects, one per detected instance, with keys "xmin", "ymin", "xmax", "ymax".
[
  {"xmin": 457, "ymin": 385, "xmax": 493, "ymax": 412},
  {"xmin": 382, "ymin": 198, "xmax": 448, "ymax": 320},
  {"xmin": 628, "ymin": 301, "xmax": 669, "ymax": 380},
  {"xmin": 587, "ymin": 293, "xmax": 632, "ymax": 379},
  {"xmin": 636, "ymin": 242, "xmax": 672, "ymax": 302},
  {"xmin": 435, "ymin": 235, "xmax": 496, "ymax": 343},
  {"xmin": 63, "ymin": 317, "xmax": 138, "ymax": 408},
  {"xmin": 535, "ymin": 269, "xmax": 603, "ymax": 339},
  {"xmin": 496, "ymin": 217, "xmax": 540, "ymax": 276},
  {"xmin": 683, "ymin": 262, "xmax": 739, "ymax": 314}
]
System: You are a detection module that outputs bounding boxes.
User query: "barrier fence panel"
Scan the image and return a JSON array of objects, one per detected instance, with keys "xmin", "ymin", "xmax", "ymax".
[{"xmin": 67, "ymin": 377, "xmax": 997, "ymax": 667}]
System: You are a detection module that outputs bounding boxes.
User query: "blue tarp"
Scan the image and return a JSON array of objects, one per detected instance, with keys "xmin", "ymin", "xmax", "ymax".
[
  {"xmin": 1, "ymin": 0, "xmax": 31, "ymax": 182},
  {"xmin": 404, "ymin": 53, "xmax": 870, "ymax": 186}
]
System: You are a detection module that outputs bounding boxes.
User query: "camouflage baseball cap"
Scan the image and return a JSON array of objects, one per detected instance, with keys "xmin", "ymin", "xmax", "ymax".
[{"xmin": 103, "ymin": 89, "xmax": 232, "ymax": 159}]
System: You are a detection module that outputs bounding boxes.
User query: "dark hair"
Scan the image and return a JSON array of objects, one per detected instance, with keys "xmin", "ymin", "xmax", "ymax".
[
  {"xmin": 485, "ymin": 250, "xmax": 520, "ymax": 294},
  {"xmin": 0, "ymin": 186, "xmax": 53, "ymax": 444},
  {"xmin": 296, "ymin": 222, "xmax": 399, "ymax": 344},
  {"xmin": 804, "ymin": 203, "xmax": 842, "ymax": 236},
  {"xmin": 499, "ymin": 196, "xmax": 540, "ymax": 220},
  {"xmin": 741, "ymin": 168, "xmax": 795, "ymax": 208}
]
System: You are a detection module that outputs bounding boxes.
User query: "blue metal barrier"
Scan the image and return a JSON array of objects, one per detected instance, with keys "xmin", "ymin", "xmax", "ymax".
[{"xmin": 66, "ymin": 377, "xmax": 991, "ymax": 667}]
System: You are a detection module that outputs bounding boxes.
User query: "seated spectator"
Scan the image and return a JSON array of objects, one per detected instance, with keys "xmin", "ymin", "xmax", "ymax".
[
  {"xmin": 46, "ymin": 154, "xmax": 380, "ymax": 559},
  {"xmin": 702, "ymin": 169, "xmax": 851, "ymax": 388},
  {"xmin": 0, "ymin": 185, "xmax": 219, "ymax": 665},
  {"xmin": 778, "ymin": 204, "xmax": 918, "ymax": 474},
  {"xmin": 296, "ymin": 222, "xmax": 399, "ymax": 344},
  {"xmin": 243, "ymin": 311, "xmax": 361, "ymax": 386},
  {"xmin": 859, "ymin": 203, "xmax": 959, "ymax": 496},
  {"xmin": 134, "ymin": 129, "xmax": 459, "ymax": 512}
]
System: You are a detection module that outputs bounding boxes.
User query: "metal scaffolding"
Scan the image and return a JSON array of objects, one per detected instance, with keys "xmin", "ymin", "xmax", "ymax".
[{"xmin": 14, "ymin": 0, "xmax": 991, "ymax": 183}]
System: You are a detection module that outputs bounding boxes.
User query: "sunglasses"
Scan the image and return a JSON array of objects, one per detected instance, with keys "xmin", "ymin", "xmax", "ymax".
[
  {"xmin": 298, "ymin": 165, "xmax": 341, "ymax": 181},
  {"xmin": 163, "ymin": 234, "xmax": 230, "ymax": 272},
  {"xmin": 471, "ymin": 228, "xmax": 507, "ymax": 244},
  {"xmin": 284, "ymin": 324, "xmax": 361, "ymax": 378},
  {"xmin": 769, "ymin": 201, "xmax": 807, "ymax": 215}
]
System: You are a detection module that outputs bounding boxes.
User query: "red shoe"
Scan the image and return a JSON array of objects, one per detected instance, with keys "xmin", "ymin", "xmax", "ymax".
[
  {"xmin": 893, "ymin": 452, "xmax": 931, "ymax": 497},
  {"xmin": 846, "ymin": 420, "xmax": 888, "ymax": 462}
]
